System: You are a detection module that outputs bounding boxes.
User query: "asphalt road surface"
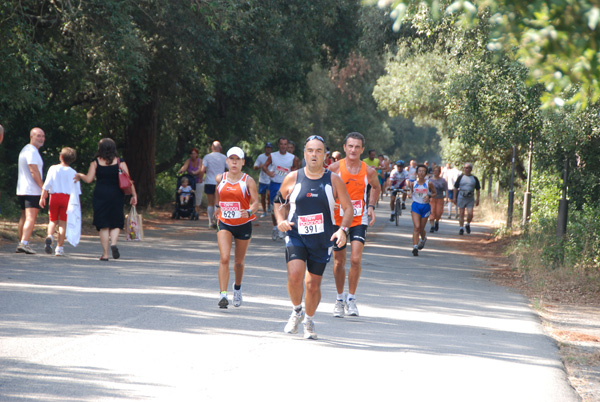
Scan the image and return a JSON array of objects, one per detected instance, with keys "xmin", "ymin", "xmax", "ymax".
[{"xmin": 0, "ymin": 203, "xmax": 580, "ymax": 401}]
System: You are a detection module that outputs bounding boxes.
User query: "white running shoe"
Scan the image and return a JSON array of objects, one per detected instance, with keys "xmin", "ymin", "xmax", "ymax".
[
  {"xmin": 333, "ymin": 299, "xmax": 346, "ymax": 318},
  {"xmin": 303, "ymin": 317, "xmax": 318, "ymax": 340},
  {"xmin": 284, "ymin": 309, "xmax": 304, "ymax": 334},
  {"xmin": 233, "ymin": 288, "xmax": 242, "ymax": 307},
  {"xmin": 347, "ymin": 298, "xmax": 359, "ymax": 316},
  {"xmin": 55, "ymin": 247, "xmax": 64, "ymax": 256}
]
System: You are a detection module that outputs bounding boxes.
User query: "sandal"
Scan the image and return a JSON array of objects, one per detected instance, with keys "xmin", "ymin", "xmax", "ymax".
[
  {"xmin": 111, "ymin": 245, "xmax": 120, "ymax": 260},
  {"xmin": 99, "ymin": 257, "xmax": 109, "ymax": 261}
]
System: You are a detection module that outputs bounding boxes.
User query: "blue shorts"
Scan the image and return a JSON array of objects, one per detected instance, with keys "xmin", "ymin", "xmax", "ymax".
[
  {"xmin": 448, "ymin": 189, "xmax": 454, "ymax": 200},
  {"xmin": 411, "ymin": 202, "xmax": 431, "ymax": 218},
  {"xmin": 285, "ymin": 233, "xmax": 332, "ymax": 276},
  {"xmin": 269, "ymin": 182, "xmax": 282, "ymax": 204},
  {"xmin": 258, "ymin": 182, "xmax": 269, "ymax": 195}
]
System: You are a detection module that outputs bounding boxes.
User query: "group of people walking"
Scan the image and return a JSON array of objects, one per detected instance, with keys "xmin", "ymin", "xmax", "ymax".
[{"xmin": 11, "ymin": 127, "xmax": 480, "ymax": 341}]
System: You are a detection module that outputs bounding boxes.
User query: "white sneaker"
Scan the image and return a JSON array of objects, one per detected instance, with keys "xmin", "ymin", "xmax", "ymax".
[
  {"xmin": 233, "ymin": 288, "xmax": 242, "ymax": 307},
  {"xmin": 284, "ymin": 309, "xmax": 304, "ymax": 334},
  {"xmin": 303, "ymin": 317, "xmax": 318, "ymax": 340},
  {"xmin": 333, "ymin": 298, "xmax": 346, "ymax": 318},
  {"xmin": 347, "ymin": 298, "xmax": 359, "ymax": 316},
  {"xmin": 55, "ymin": 247, "xmax": 64, "ymax": 256}
]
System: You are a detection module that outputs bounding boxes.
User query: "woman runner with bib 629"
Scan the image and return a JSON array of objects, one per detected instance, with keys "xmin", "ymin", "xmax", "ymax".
[
  {"xmin": 408, "ymin": 164, "xmax": 436, "ymax": 256},
  {"xmin": 214, "ymin": 147, "xmax": 259, "ymax": 309}
]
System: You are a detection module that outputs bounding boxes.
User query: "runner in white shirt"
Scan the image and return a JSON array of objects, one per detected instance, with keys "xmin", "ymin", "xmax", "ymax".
[
  {"xmin": 262, "ymin": 137, "xmax": 300, "ymax": 240},
  {"xmin": 201, "ymin": 141, "xmax": 228, "ymax": 228},
  {"xmin": 253, "ymin": 142, "xmax": 272, "ymax": 217},
  {"xmin": 16, "ymin": 127, "xmax": 46, "ymax": 254}
]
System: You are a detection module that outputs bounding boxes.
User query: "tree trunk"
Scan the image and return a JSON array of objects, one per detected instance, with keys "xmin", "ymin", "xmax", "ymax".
[{"xmin": 125, "ymin": 94, "xmax": 158, "ymax": 208}]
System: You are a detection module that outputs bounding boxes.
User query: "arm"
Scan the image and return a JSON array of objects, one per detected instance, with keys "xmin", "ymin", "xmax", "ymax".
[
  {"xmin": 427, "ymin": 181, "xmax": 437, "ymax": 202},
  {"xmin": 28, "ymin": 164, "xmax": 44, "ymax": 189},
  {"xmin": 242, "ymin": 177, "xmax": 260, "ymax": 219},
  {"xmin": 120, "ymin": 161, "xmax": 138, "ymax": 206},
  {"xmin": 76, "ymin": 161, "xmax": 97, "ymax": 184},
  {"xmin": 366, "ymin": 167, "xmax": 381, "ymax": 226},
  {"xmin": 39, "ymin": 189, "xmax": 49, "ymax": 208},
  {"xmin": 214, "ymin": 175, "xmax": 222, "ymax": 221},
  {"xmin": 331, "ymin": 174, "xmax": 352, "ymax": 248},
  {"xmin": 177, "ymin": 159, "xmax": 190, "ymax": 175},
  {"xmin": 262, "ymin": 155, "xmax": 275, "ymax": 177},
  {"xmin": 273, "ymin": 172, "xmax": 296, "ymax": 231},
  {"xmin": 253, "ymin": 157, "xmax": 263, "ymax": 171}
]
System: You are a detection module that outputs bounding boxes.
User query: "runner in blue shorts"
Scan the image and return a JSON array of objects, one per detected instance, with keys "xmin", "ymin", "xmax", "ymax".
[
  {"xmin": 408, "ymin": 164, "xmax": 436, "ymax": 256},
  {"xmin": 274, "ymin": 135, "xmax": 353, "ymax": 340}
]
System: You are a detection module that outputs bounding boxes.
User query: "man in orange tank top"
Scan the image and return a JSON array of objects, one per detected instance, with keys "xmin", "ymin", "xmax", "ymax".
[{"xmin": 327, "ymin": 132, "xmax": 381, "ymax": 317}]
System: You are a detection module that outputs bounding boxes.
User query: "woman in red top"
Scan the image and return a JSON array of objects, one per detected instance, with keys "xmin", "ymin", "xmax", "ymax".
[{"xmin": 214, "ymin": 147, "xmax": 259, "ymax": 309}]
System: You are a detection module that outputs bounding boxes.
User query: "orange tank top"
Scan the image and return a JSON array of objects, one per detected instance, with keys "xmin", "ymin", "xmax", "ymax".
[
  {"xmin": 217, "ymin": 173, "xmax": 256, "ymax": 226},
  {"xmin": 334, "ymin": 159, "xmax": 369, "ymax": 227}
]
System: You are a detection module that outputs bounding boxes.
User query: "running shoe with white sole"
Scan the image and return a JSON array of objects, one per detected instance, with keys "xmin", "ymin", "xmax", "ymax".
[
  {"xmin": 55, "ymin": 247, "xmax": 64, "ymax": 256},
  {"xmin": 284, "ymin": 309, "xmax": 304, "ymax": 334},
  {"xmin": 333, "ymin": 298, "xmax": 346, "ymax": 318},
  {"xmin": 233, "ymin": 288, "xmax": 242, "ymax": 307},
  {"xmin": 303, "ymin": 317, "xmax": 318, "ymax": 340},
  {"xmin": 347, "ymin": 298, "xmax": 359, "ymax": 317},
  {"xmin": 16, "ymin": 243, "xmax": 36, "ymax": 254},
  {"xmin": 418, "ymin": 236, "xmax": 427, "ymax": 250}
]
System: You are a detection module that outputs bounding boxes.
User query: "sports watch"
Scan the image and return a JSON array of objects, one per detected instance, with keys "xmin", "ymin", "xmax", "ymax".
[{"xmin": 340, "ymin": 226, "xmax": 349, "ymax": 236}]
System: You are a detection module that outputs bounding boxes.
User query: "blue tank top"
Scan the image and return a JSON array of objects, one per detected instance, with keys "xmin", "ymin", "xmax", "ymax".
[{"xmin": 287, "ymin": 168, "xmax": 336, "ymax": 249}]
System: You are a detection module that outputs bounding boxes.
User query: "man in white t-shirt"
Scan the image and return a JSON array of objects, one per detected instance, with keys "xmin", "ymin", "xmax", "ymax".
[
  {"xmin": 253, "ymin": 142, "xmax": 272, "ymax": 217},
  {"xmin": 16, "ymin": 127, "xmax": 46, "ymax": 254},
  {"xmin": 442, "ymin": 162, "xmax": 461, "ymax": 219},
  {"xmin": 201, "ymin": 141, "xmax": 227, "ymax": 228},
  {"xmin": 262, "ymin": 137, "xmax": 300, "ymax": 240}
]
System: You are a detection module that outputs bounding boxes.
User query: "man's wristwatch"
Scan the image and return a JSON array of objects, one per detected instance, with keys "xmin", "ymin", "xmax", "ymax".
[
  {"xmin": 368, "ymin": 204, "xmax": 375, "ymax": 210},
  {"xmin": 247, "ymin": 209, "xmax": 253, "ymax": 217},
  {"xmin": 340, "ymin": 226, "xmax": 350, "ymax": 236}
]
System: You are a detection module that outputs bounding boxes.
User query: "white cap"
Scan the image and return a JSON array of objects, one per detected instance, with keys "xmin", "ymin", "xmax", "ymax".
[{"xmin": 226, "ymin": 146, "xmax": 244, "ymax": 159}]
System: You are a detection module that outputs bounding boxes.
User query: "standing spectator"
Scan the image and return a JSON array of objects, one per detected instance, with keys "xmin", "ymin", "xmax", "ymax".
[
  {"xmin": 453, "ymin": 162, "xmax": 481, "ymax": 235},
  {"xmin": 39, "ymin": 147, "xmax": 81, "ymax": 256},
  {"xmin": 253, "ymin": 142, "xmax": 273, "ymax": 217},
  {"xmin": 442, "ymin": 162, "xmax": 461, "ymax": 219},
  {"xmin": 177, "ymin": 148, "xmax": 204, "ymax": 210},
  {"xmin": 201, "ymin": 141, "xmax": 227, "ymax": 229},
  {"xmin": 75, "ymin": 138, "xmax": 138, "ymax": 260},
  {"xmin": 16, "ymin": 128, "xmax": 46, "ymax": 254}
]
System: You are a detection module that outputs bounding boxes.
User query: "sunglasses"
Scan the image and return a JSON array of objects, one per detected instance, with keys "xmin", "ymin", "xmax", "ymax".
[{"xmin": 305, "ymin": 135, "xmax": 325, "ymax": 144}]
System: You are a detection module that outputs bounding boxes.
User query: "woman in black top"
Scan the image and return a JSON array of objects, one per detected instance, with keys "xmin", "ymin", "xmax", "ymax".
[{"xmin": 76, "ymin": 138, "xmax": 137, "ymax": 260}]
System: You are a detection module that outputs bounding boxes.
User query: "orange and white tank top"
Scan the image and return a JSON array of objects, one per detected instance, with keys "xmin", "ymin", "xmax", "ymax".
[
  {"xmin": 334, "ymin": 159, "xmax": 369, "ymax": 227},
  {"xmin": 217, "ymin": 173, "xmax": 256, "ymax": 226}
]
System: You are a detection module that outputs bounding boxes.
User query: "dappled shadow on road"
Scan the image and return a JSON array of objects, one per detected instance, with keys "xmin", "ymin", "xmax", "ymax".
[{"xmin": 0, "ymin": 211, "xmax": 565, "ymax": 399}]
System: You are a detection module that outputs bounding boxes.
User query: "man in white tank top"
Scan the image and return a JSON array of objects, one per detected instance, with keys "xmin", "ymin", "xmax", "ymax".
[{"xmin": 262, "ymin": 137, "xmax": 300, "ymax": 240}]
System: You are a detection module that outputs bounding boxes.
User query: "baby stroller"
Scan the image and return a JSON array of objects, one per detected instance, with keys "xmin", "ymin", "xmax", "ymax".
[{"xmin": 172, "ymin": 174, "xmax": 199, "ymax": 220}]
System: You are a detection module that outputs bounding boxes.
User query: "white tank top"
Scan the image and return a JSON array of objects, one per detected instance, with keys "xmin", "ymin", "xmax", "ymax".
[
  {"xmin": 412, "ymin": 180, "xmax": 430, "ymax": 204},
  {"xmin": 270, "ymin": 152, "xmax": 295, "ymax": 183}
]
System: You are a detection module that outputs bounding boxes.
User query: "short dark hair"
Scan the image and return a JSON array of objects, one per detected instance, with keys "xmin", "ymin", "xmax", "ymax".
[
  {"xmin": 277, "ymin": 137, "xmax": 288, "ymax": 145},
  {"xmin": 417, "ymin": 164, "xmax": 428, "ymax": 173},
  {"xmin": 60, "ymin": 147, "xmax": 77, "ymax": 165},
  {"xmin": 343, "ymin": 132, "xmax": 365, "ymax": 147}
]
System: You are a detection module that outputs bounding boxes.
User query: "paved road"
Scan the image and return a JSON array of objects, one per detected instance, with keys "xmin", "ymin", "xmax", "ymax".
[{"xmin": 0, "ymin": 201, "xmax": 580, "ymax": 401}]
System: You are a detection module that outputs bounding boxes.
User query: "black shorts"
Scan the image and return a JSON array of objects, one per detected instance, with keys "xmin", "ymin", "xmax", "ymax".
[
  {"xmin": 217, "ymin": 220, "xmax": 252, "ymax": 240},
  {"xmin": 18, "ymin": 195, "xmax": 41, "ymax": 210},
  {"xmin": 332, "ymin": 225, "xmax": 367, "ymax": 251},
  {"xmin": 204, "ymin": 184, "xmax": 217, "ymax": 195},
  {"xmin": 285, "ymin": 234, "xmax": 331, "ymax": 276}
]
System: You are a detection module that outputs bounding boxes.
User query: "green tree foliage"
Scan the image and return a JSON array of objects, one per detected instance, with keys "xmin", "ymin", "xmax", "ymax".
[{"xmin": 373, "ymin": 0, "xmax": 600, "ymax": 110}]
